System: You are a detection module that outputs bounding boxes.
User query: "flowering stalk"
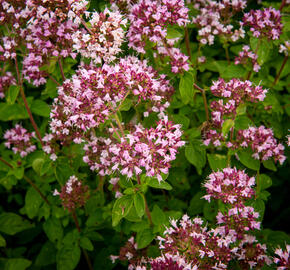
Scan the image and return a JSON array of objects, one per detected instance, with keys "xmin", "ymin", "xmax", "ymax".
[
  {"xmin": 14, "ymin": 57, "xmax": 44, "ymax": 147},
  {"xmin": 137, "ymin": 175, "xmax": 153, "ymax": 226},
  {"xmin": 184, "ymin": 28, "xmax": 191, "ymax": 61},
  {"xmin": 273, "ymin": 55, "xmax": 288, "ymax": 86},
  {"xmin": 0, "ymin": 157, "xmax": 50, "ymax": 205},
  {"xmin": 58, "ymin": 57, "xmax": 65, "ymax": 81},
  {"xmin": 246, "ymin": 39, "xmax": 261, "ymax": 80},
  {"xmin": 193, "ymin": 83, "xmax": 209, "ymax": 121}
]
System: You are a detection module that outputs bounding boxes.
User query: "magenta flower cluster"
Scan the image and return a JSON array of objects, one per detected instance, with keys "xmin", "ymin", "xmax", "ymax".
[
  {"xmin": 274, "ymin": 244, "xmax": 290, "ymax": 270},
  {"xmin": 84, "ymin": 116, "xmax": 185, "ymax": 182},
  {"xmin": 242, "ymin": 7, "xmax": 283, "ymax": 40},
  {"xmin": 50, "ymin": 56, "xmax": 174, "ymax": 144},
  {"xmin": 204, "ymin": 78, "xmax": 267, "ymax": 147},
  {"xmin": 112, "ymin": 167, "xmax": 276, "ymax": 269},
  {"xmin": 192, "ymin": 0, "xmax": 246, "ymax": 45},
  {"xmin": 4, "ymin": 124, "xmax": 36, "ymax": 157},
  {"xmin": 72, "ymin": 8, "xmax": 127, "ymax": 64},
  {"xmin": 0, "ymin": 70, "xmax": 16, "ymax": 98},
  {"xmin": 203, "ymin": 167, "xmax": 255, "ymax": 205},
  {"xmin": 235, "ymin": 45, "xmax": 260, "ymax": 72},
  {"xmin": 127, "ymin": 0, "xmax": 190, "ymax": 73},
  {"xmin": 236, "ymin": 126, "xmax": 286, "ymax": 164},
  {"xmin": 53, "ymin": 175, "xmax": 89, "ymax": 212}
]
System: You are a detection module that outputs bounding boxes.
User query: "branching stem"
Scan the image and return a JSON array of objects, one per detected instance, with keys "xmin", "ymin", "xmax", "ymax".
[{"xmin": 193, "ymin": 83, "xmax": 209, "ymax": 121}]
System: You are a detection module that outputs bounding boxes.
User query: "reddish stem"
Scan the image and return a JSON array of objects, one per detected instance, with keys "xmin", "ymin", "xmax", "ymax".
[
  {"xmin": 15, "ymin": 58, "xmax": 44, "ymax": 147},
  {"xmin": 273, "ymin": 55, "xmax": 288, "ymax": 86},
  {"xmin": 58, "ymin": 57, "xmax": 65, "ymax": 81},
  {"xmin": 193, "ymin": 83, "xmax": 209, "ymax": 122},
  {"xmin": 184, "ymin": 28, "xmax": 191, "ymax": 61},
  {"xmin": 0, "ymin": 157, "xmax": 50, "ymax": 205}
]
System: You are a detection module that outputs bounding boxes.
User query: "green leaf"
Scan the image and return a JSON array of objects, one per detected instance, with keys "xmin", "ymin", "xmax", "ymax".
[
  {"xmin": 25, "ymin": 187, "xmax": 43, "ymax": 219},
  {"xmin": 112, "ymin": 195, "xmax": 133, "ymax": 226},
  {"xmin": 207, "ymin": 154, "xmax": 227, "ymax": 171},
  {"xmin": 32, "ymin": 158, "xmax": 45, "ymax": 175},
  {"xmin": 10, "ymin": 167, "xmax": 24, "ymax": 180},
  {"xmin": 188, "ymin": 191, "xmax": 205, "ymax": 216},
  {"xmin": 222, "ymin": 63, "xmax": 246, "ymax": 79},
  {"xmin": 80, "ymin": 237, "xmax": 94, "ymax": 251},
  {"xmin": 151, "ymin": 205, "xmax": 166, "ymax": 226},
  {"xmin": 234, "ymin": 115, "xmax": 253, "ymax": 130},
  {"xmin": 0, "ymin": 258, "xmax": 31, "ymax": 270},
  {"xmin": 251, "ymin": 199, "xmax": 265, "ymax": 221},
  {"xmin": 147, "ymin": 177, "xmax": 172, "ymax": 190},
  {"xmin": 203, "ymin": 200, "xmax": 218, "ymax": 222},
  {"xmin": 179, "ymin": 72, "xmax": 194, "ymax": 104},
  {"xmin": 185, "ymin": 141, "xmax": 206, "ymax": 175},
  {"xmin": 0, "ymin": 233, "xmax": 6, "ymax": 247},
  {"xmin": 134, "ymin": 193, "xmax": 145, "ymax": 218},
  {"xmin": 35, "ymin": 241, "xmax": 56, "ymax": 266},
  {"xmin": 136, "ymin": 228, "xmax": 154, "ymax": 249},
  {"xmin": 238, "ymin": 149, "xmax": 260, "ymax": 171},
  {"xmin": 262, "ymin": 159, "xmax": 277, "ymax": 171},
  {"xmin": 222, "ymin": 119, "xmax": 234, "ymax": 136},
  {"xmin": 6, "ymin": 85, "xmax": 20, "ymax": 104},
  {"xmin": 166, "ymin": 27, "xmax": 183, "ymax": 39},
  {"xmin": 119, "ymin": 98, "xmax": 132, "ymax": 111},
  {"xmin": 31, "ymin": 99, "xmax": 51, "ymax": 117},
  {"xmin": 257, "ymin": 39, "xmax": 273, "ymax": 65},
  {"xmin": 259, "ymin": 174, "xmax": 272, "ymax": 190},
  {"xmin": 56, "ymin": 245, "xmax": 81, "ymax": 270},
  {"xmin": 0, "ymin": 103, "xmax": 29, "ymax": 121},
  {"xmin": 0, "ymin": 213, "xmax": 33, "ymax": 235},
  {"xmin": 43, "ymin": 217, "xmax": 63, "ymax": 243}
]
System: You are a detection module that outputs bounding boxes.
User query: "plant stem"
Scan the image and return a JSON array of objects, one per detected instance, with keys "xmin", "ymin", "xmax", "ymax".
[
  {"xmin": 193, "ymin": 83, "xmax": 209, "ymax": 121},
  {"xmin": 114, "ymin": 114, "xmax": 125, "ymax": 137},
  {"xmin": 224, "ymin": 44, "xmax": 230, "ymax": 64},
  {"xmin": 145, "ymin": 198, "xmax": 153, "ymax": 226},
  {"xmin": 79, "ymin": 17, "xmax": 94, "ymax": 35},
  {"xmin": 273, "ymin": 55, "xmax": 288, "ymax": 86},
  {"xmin": 184, "ymin": 28, "xmax": 191, "ymax": 61},
  {"xmin": 0, "ymin": 157, "xmax": 50, "ymax": 205},
  {"xmin": 82, "ymin": 249, "xmax": 94, "ymax": 270},
  {"xmin": 246, "ymin": 39, "xmax": 262, "ymax": 80},
  {"xmin": 256, "ymin": 169, "xmax": 260, "ymax": 199},
  {"xmin": 279, "ymin": 0, "xmax": 287, "ymax": 11},
  {"xmin": 137, "ymin": 175, "xmax": 153, "ymax": 226},
  {"xmin": 14, "ymin": 58, "xmax": 44, "ymax": 147},
  {"xmin": 47, "ymin": 74, "xmax": 61, "ymax": 86},
  {"xmin": 58, "ymin": 57, "xmax": 65, "ymax": 81},
  {"xmin": 110, "ymin": 122, "xmax": 122, "ymax": 141},
  {"xmin": 71, "ymin": 210, "xmax": 93, "ymax": 270}
]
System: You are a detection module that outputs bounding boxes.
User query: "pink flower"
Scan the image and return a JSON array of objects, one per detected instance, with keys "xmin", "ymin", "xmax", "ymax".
[{"xmin": 4, "ymin": 124, "xmax": 36, "ymax": 157}]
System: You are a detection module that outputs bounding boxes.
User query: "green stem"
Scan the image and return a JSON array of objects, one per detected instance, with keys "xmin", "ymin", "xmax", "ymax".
[
  {"xmin": 137, "ymin": 175, "xmax": 153, "ymax": 226},
  {"xmin": 114, "ymin": 114, "xmax": 125, "ymax": 137}
]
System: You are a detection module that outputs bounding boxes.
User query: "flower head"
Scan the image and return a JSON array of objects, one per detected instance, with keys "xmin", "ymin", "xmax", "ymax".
[{"xmin": 4, "ymin": 124, "xmax": 36, "ymax": 157}]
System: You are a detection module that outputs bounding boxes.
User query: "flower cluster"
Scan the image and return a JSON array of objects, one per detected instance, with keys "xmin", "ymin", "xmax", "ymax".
[
  {"xmin": 235, "ymin": 45, "xmax": 260, "ymax": 72},
  {"xmin": 274, "ymin": 244, "xmax": 290, "ymax": 270},
  {"xmin": 53, "ymin": 175, "xmax": 89, "ymax": 212},
  {"xmin": 127, "ymin": 0, "xmax": 189, "ymax": 73},
  {"xmin": 0, "ymin": 70, "xmax": 16, "ymax": 98},
  {"xmin": 0, "ymin": 36, "xmax": 17, "ymax": 60},
  {"xmin": 192, "ymin": 0, "xmax": 246, "ymax": 45},
  {"xmin": 242, "ymin": 7, "xmax": 283, "ymax": 40},
  {"xmin": 203, "ymin": 167, "xmax": 255, "ymax": 205},
  {"xmin": 4, "ymin": 124, "xmax": 36, "ymax": 157},
  {"xmin": 50, "ymin": 56, "xmax": 174, "ymax": 144},
  {"xmin": 231, "ymin": 235, "xmax": 272, "ymax": 269},
  {"xmin": 279, "ymin": 40, "xmax": 290, "ymax": 56},
  {"xmin": 236, "ymin": 126, "xmax": 286, "ymax": 164},
  {"xmin": 84, "ymin": 116, "xmax": 185, "ymax": 182},
  {"xmin": 203, "ymin": 78, "xmax": 267, "ymax": 147},
  {"xmin": 72, "ymin": 8, "xmax": 127, "ymax": 64}
]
